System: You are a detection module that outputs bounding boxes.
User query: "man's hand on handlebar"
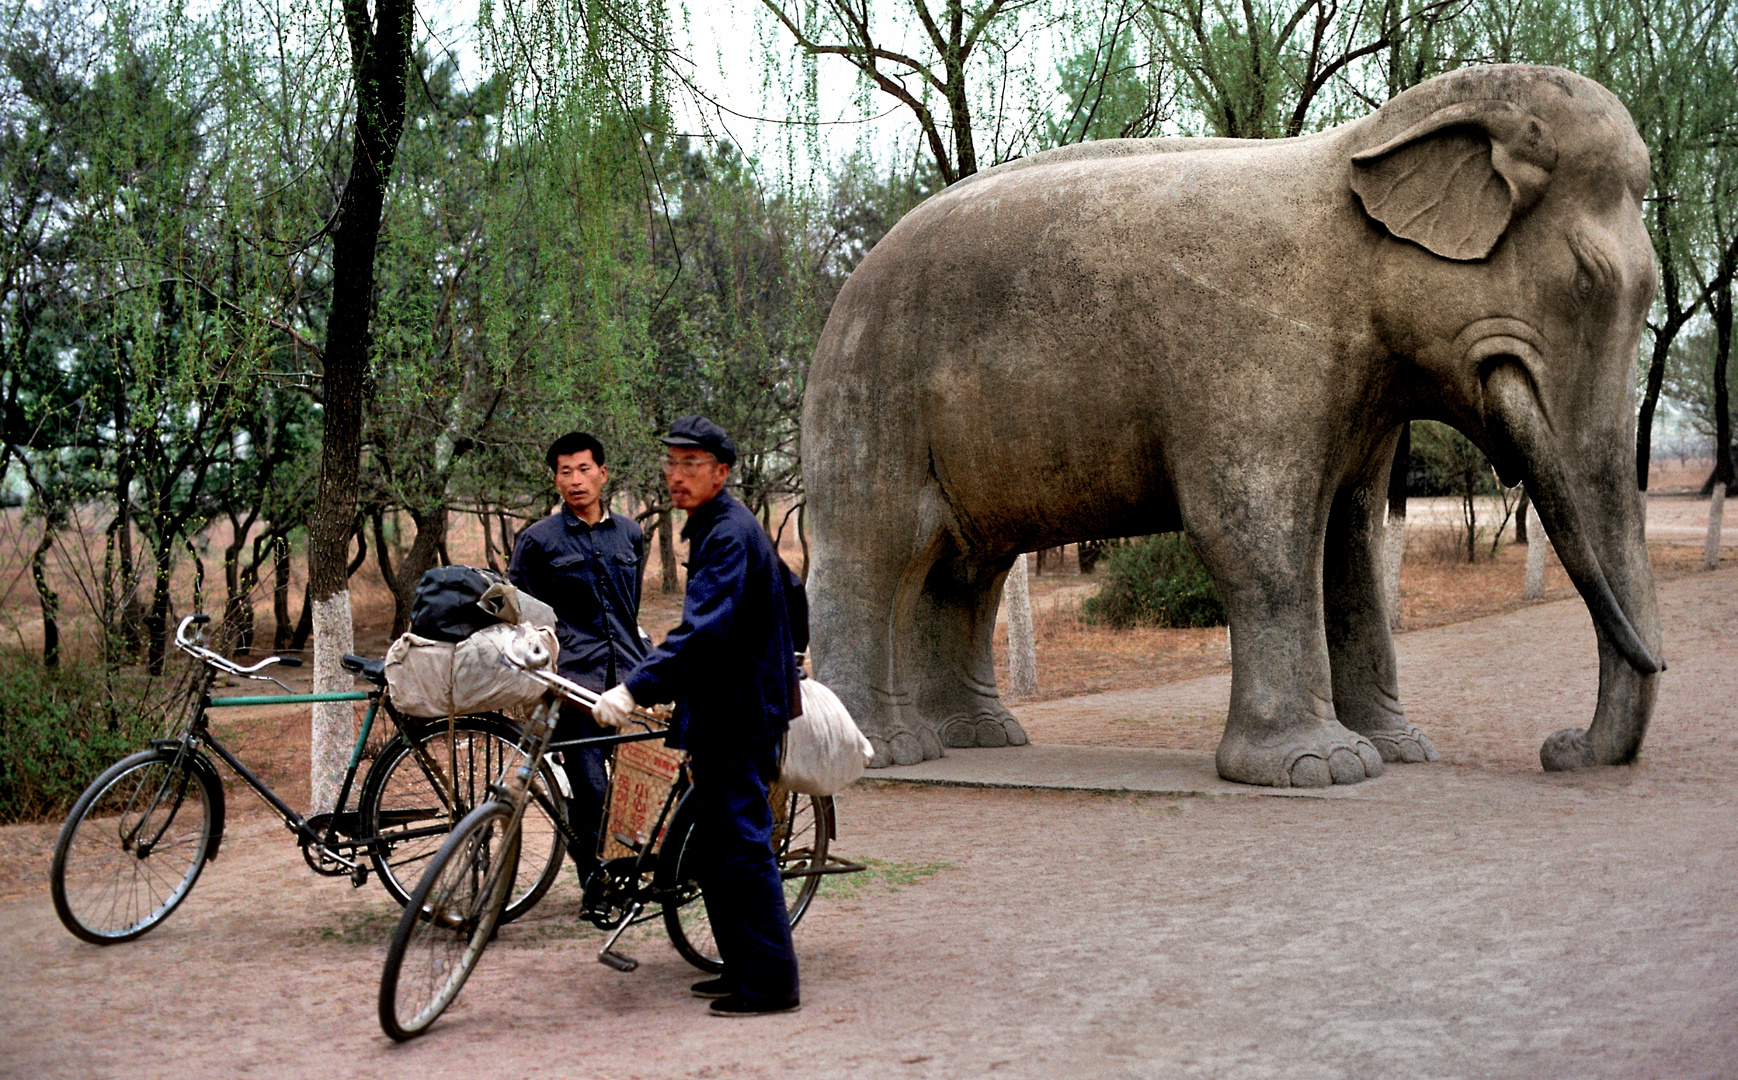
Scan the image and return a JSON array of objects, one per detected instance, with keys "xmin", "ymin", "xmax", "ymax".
[{"xmin": 593, "ymin": 684, "xmax": 637, "ymax": 729}]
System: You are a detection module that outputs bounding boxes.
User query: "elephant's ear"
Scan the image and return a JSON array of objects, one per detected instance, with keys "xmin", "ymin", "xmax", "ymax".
[{"xmin": 1350, "ymin": 100, "xmax": 1557, "ymax": 261}]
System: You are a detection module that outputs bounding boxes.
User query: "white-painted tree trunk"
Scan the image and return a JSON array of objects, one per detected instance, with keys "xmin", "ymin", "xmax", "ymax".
[
  {"xmin": 310, "ymin": 590, "xmax": 355, "ymax": 813},
  {"xmin": 1707, "ymin": 486, "xmax": 1727, "ymax": 571},
  {"xmin": 1004, "ymin": 554, "xmax": 1038, "ymax": 697},
  {"xmin": 1524, "ymin": 501, "xmax": 1548, "ymax": 599},
  {"xmin": 1382, "ymin": 506, "xmax": 1406, "ymax": 630}
]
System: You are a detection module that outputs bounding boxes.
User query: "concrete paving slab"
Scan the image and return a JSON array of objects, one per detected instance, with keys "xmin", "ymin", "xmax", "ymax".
[{"xmin": 870, "ymin": 742, "xmax": 1366, "ymax": 797}]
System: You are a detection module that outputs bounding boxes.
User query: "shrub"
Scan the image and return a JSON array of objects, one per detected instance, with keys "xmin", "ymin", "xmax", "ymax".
[
  {"xmin": 1079, "ymin": 533, "xmax": 1226, "ymax": 629},
  {"xmin": 0, "ymin": 653, "xmax": 161, "ymax": 823}
]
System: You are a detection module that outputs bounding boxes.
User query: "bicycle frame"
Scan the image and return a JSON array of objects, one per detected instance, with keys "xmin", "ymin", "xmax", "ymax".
[{"xmin": 161, "ymin": 615, "xmax": 482, "ymax": 882}]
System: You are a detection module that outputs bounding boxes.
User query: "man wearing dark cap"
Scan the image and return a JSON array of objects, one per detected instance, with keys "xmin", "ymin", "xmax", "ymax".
[
  {"xmin": 509, "ymin": 431, "xmax": 646, "ymax": 884},
  {"xmin": 593, "ymin": 415, "xmax": 804, "ymax": 1017}
]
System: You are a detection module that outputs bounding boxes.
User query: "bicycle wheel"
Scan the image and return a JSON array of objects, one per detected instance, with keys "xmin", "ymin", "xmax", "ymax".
[
  {"xmin": 660, "ymin": 787, "xmax": 832, "ymax": 973},
  {"xmin": 359, "ymin": 715, "xmax": 564, "ymax": 924},
  {"xmin": 378, "ymin": 800, "xmax": 520, "ymax": 1041},
  {"xmin": 51, "ymin": 748, "xmax": 222, "ymax": 944}
]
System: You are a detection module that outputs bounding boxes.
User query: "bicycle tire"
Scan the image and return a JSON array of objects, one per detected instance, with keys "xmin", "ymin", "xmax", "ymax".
[
  {"xmin": 659, "ymin": 788, "xmax": 832, "ymax": 973},
  {"xmin": 51, "ymin": 748, "xmax": 223, "ymax": 944},
  {"xmin": 378, "ymin": 800, "xmax": 520, "ymax": 1041},
  {"xmin": 359, "ymin": 715, "xmax": 564, "ymax": 924}
]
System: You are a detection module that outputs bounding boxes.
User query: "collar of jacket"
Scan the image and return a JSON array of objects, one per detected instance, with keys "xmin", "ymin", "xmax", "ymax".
[
  {"xmin": 680, "ymin": 490, "xmax": 733, "ymax": 543},
  {"xmin": 562, "ymin": 503, "xmax": 615, "ymax": 531}
]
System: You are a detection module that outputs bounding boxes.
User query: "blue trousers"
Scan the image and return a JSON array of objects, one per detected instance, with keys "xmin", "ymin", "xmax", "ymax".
[
  {"xmin": 689, "ymin": 740, "xmax": 800, "ymax": 1003},
  {"xmin": 555, "ymin": 700, "xmax": 609, "ymax": 872}
]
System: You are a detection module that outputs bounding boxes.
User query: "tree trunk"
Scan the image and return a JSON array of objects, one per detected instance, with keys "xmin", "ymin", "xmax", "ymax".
[
  {"xmin": 480, "ymin": 506, "xmax": 501, "ymax": 573},
  {"xmin": 30, "ymin": 524, "xmax": 59, "ymax": 668},
  {"xmin": 220, "ymin": 519, "xmax": 257, "ymax": 653},
  {"xmin": 1003, "ymin": 554, "xmax": 1037, "ymax": 697},
  {"xmin": 1515, "ymin": 488, "xmax": 1529, "ymax": 543},
  {"xmin": 146, "ymin": 544, "xmax": 174, "ymax": 675},
  {"xmin": 112, "ymin": 369, "xmax": 140, "ymax": 657},
  {"xmin": 1524, "ymin": 500, "xmax": 1547, "ymax": 599},
  {"xmin": 1704, "ymin": 486, "xmax": 1725, "ymax": 571},
  {"xmin": 375, "ymin": 504, "xmax": 446, "ymax": 639},
  {"xmin": 1383, "ymin": 423, "xmax": 1409, "ymax": 629},
  {"xmin": 292, "ymin": 580, "xmax": 313, "ymax": 651},
  {"xmin": 307, "ymin": 0, "xmax": 414, "ymax": 812},
  {"xmin": 658, "ymin": 510, "xmax": 679, "ymax": 592},
  {"xmin": 273, "ymin": 536, "xmax": 293, "ymax": 650},
  {"xmin": 1701, "ymin": 256, "xmax": 1733, "ymax": 498}
]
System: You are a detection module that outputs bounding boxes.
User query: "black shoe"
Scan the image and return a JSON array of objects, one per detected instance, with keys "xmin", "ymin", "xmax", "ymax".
[
  {"xmin": 708, "ymin": 994, "xmax": 801, "ymax": 1017},
  {"xmin": 690, "ymin": 978, "xmax": 732, "ymax": 999}
]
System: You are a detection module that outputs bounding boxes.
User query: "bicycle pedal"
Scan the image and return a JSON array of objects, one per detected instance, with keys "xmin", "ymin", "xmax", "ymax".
[
  {"xmin": 611, "ymin": 833, "xmax": 644, "ymax": 853},
  {"xmin": 350, "ymin": 863, "xmax": 370, "ymax": 888},
  {"xmin": 598, "ymin": 950, "xmax": 638, "ymax": 973}
]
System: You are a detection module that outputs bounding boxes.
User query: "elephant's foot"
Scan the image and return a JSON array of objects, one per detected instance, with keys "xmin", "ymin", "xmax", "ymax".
[
  {"xmin": 1540, "ymin": 728, "xmax": 1600, "ymax": 771},
  {"xmin": 1362, "ymin": 725, "xmax": 1439, "ymax": 764},
  {"xmin": 1215, "ymin": 721, "xmax": 1385, "ymax": 788},
  {"xmin": 1337, "ymin": 696, "xmax": 1437, "ymax": 764},
  {"xmin": 866, "ymin": 721, "xmax": 945, "ymax": 768},
  {"xmin": 937, "ymin": 710, "xmax": 1030, "ymax": 749}
]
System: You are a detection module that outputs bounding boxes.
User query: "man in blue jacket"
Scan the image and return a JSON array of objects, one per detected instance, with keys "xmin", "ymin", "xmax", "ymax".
[
  {"xmin": 593, "ymin": 415, "xmax": 802, "ymax": 1017},
  {"xmin": 509, "ymin": 431, "xmax": 646, "ymax": 883}
]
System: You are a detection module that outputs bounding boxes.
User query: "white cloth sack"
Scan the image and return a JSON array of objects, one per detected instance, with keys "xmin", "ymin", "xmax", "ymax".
[
  {"xmin": 780, "ymin": 678, "xmax": 874, "ymax": 796},
  {"xmin": 384, "ymin": 622, "xmax": 558, "ymax": 718}
]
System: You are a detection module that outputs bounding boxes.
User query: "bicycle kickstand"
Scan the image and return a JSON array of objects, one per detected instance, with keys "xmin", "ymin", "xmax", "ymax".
[{"xmin": 597, "ymin": 902, "xmax": 642, "ymax": 972}]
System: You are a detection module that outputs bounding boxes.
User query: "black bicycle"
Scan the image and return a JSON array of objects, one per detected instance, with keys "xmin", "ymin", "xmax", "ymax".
[
  {"xmin": 49, "ymin": 614, "xmax": 567, "ymax": 944},
  {"xmin": 378, "ymin": 639, "xmax": 862, "ymax": 1040}
]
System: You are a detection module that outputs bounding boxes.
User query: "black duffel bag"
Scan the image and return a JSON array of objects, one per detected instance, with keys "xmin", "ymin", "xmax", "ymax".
[{"xmin": 409, "ymin": 566, "xmax": 508, "ymax": 642}]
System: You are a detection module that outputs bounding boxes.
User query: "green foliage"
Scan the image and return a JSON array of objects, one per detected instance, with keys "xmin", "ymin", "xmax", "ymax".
[
  {"xmin": 0, "ymin": 652, "xmax": 160, "ymax": 823},
  {"xmin": 1080, "ymin": 534, "xmax": 1226, "ymax": 629}
]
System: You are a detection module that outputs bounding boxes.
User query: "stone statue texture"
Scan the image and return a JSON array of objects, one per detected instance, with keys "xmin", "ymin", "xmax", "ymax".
[{"xmin": 801, "ymin": 64, "xmax": 1662, "ymax": 787}]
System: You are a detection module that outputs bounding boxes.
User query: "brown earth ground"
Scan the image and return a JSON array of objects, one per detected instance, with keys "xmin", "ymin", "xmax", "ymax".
[{"xmin": 0, "ymin": 462, "xmax": 1732, "ymax": 1078}]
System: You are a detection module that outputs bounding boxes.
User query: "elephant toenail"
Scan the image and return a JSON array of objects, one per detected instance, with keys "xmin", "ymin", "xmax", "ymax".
[
  {"xmin": 1329, "ymin": 747, "xmax": 1367, "ymax": 784},
  {"xmin": 1288, "ymin": 755, "xmax": 1332, "ymax": 788},
  {"xmin": 974, "ymin": 718, "xmax": 1009, "ymax": 747},
  {"xmin": 1353, "ymin": 741, "xmax": 1385, "ymax": 776},
  {"xmin": 940, "ymin": 718, "xmax": 976, "ymax": 748},
  {"xmin": 889, "ymin": 732, "xmax": 926, "ymax": 765}
]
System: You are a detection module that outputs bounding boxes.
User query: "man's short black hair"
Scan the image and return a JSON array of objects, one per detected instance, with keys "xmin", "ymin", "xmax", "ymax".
[{"xmin": 545, "ymin": 431, "xmax": 607, "ymax": 471}]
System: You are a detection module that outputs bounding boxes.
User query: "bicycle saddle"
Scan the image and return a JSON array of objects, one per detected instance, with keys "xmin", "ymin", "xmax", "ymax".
[{"xmin": 341, "ymin": 654, "xmax": 387, "ymax": 685}]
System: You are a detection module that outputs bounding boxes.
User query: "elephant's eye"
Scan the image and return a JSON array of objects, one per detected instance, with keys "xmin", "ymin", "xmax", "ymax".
[{"xmin": 1573, "ymin": 268, "xmax": 1595, "ymax": 300}]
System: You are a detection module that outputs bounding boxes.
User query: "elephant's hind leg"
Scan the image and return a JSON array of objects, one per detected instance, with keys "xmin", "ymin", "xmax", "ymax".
[
  {"xmin": 807, "ymin": 500, "xmax": 944, "ymax": 769},
  {"xmin": 912, "ymin": 552, "xmax": 1030, "ymax": 750},
  {"xmin": 1323, "ymin": 454, "xmax": 1438, "ymax": 764}
]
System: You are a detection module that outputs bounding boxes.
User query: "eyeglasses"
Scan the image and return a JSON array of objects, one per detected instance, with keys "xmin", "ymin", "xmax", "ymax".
[{"xmin": 661, "ymin": 457, "xmax": 718, "ymax": 475}]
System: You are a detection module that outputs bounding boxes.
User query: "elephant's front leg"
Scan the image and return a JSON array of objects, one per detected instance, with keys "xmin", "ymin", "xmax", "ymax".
[
  {"xmin": 1322, "ymin": 466, "xmax": 1438, "ymax": 764},
  {"xmin": 1191, "ymin": 494, "xmax": 1385, "ymax": 788}
]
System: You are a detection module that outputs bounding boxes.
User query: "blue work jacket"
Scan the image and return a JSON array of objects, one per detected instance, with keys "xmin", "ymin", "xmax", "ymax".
[
  {"xmin": 624, "ymin": 491, "xmax": 800, "ymax": 755},
  {"xmin": 508, "ymin": 504, "xmax": 646, "ymax": 692}
]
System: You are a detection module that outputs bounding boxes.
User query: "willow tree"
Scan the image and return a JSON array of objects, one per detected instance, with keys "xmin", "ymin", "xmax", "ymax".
[{"xmin": 308, "ymin": 0, "xmax": 415, "ymax": 811}]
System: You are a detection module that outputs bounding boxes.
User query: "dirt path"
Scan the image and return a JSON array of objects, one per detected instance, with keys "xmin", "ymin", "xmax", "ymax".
[{"xmin": 2, "ymin": 570, "xmax": 1734, "ymax": 1080}]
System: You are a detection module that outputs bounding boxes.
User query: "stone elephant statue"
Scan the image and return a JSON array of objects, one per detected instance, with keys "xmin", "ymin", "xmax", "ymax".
[{"xmin": 801, "ymin": 64, "xmax": 1662, "ymax": 787}]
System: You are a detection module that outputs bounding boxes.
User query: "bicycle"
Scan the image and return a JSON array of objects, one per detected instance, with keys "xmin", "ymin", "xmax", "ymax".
[
  {"xmin": 378, "ymin": 636, "xmax": 863, "ymax": 1041},
  {"xmin": 50, "ymin": 614, "xmax": 567, "ymax": 944}
]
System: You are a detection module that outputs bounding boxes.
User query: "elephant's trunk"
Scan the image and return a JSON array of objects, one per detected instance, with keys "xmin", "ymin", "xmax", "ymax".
[
  {"xmin": 1484, "ymin": 364, "xmax": 1659, "ymax": 674},
  {"xmin": 1482, "ymin": 362, "xmax": 1663, "ymax": 769}
]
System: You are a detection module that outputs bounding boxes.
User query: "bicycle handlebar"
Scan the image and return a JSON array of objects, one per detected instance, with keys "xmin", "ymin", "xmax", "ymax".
[
  {"xmin": 502, "ymin": 635, "xmax": 668, "ymax": 731},
  {"xmin": 173, "ymin": 614, "xmax": 312, "ymax": 685}
]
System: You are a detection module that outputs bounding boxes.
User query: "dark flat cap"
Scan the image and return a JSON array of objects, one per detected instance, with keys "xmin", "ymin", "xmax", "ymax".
[{"xmin": 660, "ymin": 415, "xmax": 737, "ymax": 465}]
